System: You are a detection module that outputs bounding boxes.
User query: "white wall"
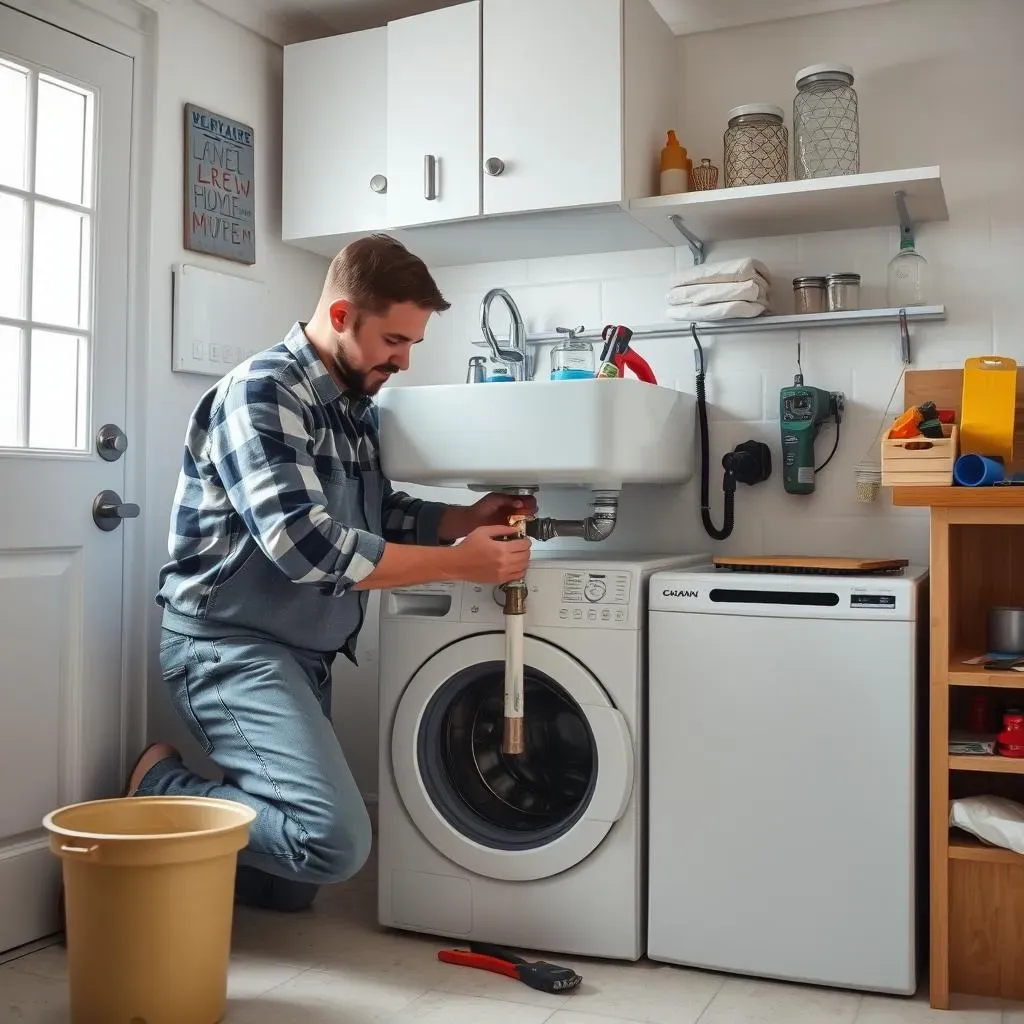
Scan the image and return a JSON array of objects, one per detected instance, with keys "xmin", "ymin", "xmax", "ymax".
[
  {"xmin": 339, "ymin": 0, "xmax": 1024, "ymax": 795},
  {"xmin": 142, "ymin": 0, "xmax": 329, "ymax": 757}
]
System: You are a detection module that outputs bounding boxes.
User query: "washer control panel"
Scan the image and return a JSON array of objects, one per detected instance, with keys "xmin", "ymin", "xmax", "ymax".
[{"xmin": 460, "ymin": 567, "xmax": 637, "ymax": 629}]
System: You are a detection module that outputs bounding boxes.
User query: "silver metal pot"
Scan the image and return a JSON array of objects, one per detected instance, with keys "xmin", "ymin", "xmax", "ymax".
[{"xmin": 988, "ymin": 606, "xmax": 1024, "ymax": 654}]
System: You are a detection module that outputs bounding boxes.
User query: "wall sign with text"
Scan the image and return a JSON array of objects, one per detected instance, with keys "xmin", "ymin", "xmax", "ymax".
[{"xmin": 183, "ymin": 103, "xmax": 255, "ymax": 264}]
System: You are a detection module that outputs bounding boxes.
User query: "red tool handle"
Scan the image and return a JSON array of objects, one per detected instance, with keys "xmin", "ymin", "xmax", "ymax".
[
  {"xmin": 614, "ymin": 348, "xmax": 657, "ymax": 384},
  {"xmin": 438, "ymin": 949, "xmax": 520, "ymax": 981}
]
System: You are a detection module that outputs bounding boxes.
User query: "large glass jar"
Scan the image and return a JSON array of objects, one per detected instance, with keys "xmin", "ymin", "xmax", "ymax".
[
  {"xmin": 723, "ymin": 105, "xmax": 788, "ymax": 188},
  {"xmin": 793, "ymin": 64, "xmax": 859, "ymax": 179}
]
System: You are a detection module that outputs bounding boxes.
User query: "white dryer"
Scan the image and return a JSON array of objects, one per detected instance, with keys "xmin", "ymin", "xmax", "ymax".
[{"xmin": 377, "ymin": 553, "xmax": 706, "ymax": 960}]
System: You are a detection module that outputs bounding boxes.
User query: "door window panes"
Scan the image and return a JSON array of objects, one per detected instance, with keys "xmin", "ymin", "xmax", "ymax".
[{"xmin": 0, "ymin": 58, "xmax": 95, "ymax": 451}]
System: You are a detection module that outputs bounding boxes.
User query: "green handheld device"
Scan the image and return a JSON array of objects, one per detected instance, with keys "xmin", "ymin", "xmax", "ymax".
[{"xmin": 779, "ymin": 349, "xmax": 844, "ymax": 495}]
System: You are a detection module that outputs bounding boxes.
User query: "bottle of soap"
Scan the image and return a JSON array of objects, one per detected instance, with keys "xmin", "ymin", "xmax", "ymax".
[
  {"xmin": 550, "ymin": 325, "xmax": 594, "ymax": 380},
  {"xmin": 660, "ymin": 130, "xmax": 689, "ymax": 195}
]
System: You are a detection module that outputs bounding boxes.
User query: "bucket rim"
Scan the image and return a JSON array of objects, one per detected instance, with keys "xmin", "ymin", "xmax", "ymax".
[{"xmin": 42, "ymin": 795, "xmax": 257, "ymax": 843}]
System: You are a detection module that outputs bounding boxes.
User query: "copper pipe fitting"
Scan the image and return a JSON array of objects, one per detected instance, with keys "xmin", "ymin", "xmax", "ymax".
[{"xmin": 502, "ymin": 716, "xmax": 525, "ymax": 756}]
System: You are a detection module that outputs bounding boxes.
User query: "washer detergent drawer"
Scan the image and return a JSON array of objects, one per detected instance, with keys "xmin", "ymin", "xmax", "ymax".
[
  {"xmin": 390, "ymin": 633, "xmax": 634, "ymax": 883},
  {"xmin": 647, "ymin": 610, "xmax": 917, "ymax": 994}
]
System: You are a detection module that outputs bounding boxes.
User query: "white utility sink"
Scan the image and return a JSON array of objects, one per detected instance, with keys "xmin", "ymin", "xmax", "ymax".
[{"xmin": 376, "ymin": 379, "xmax": 695, "ymax": 491}]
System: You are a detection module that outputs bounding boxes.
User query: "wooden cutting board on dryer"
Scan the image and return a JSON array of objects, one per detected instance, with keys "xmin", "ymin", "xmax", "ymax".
[{"xmin": 713, "ymin": 556, "xmax": 910, "ymax": 576}]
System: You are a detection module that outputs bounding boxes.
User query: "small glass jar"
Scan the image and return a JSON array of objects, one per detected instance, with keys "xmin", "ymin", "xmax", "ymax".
[
  {"xmin": 793, "ymin": 276, "xmax": 827, "ymax": 314},
  {"xmin": 826, "ymin": 273, "xmax": 861, "ymax": 312},
  {"xmin": 550, "ymin": 326, "xmax": 594, "ymax": 380},
  {"xmin": 723, "ymin": 105, "xmax": 789, "ymax": 188},
  {"xmin": 690, "ymin": 158, "xmax": 719, "ymax": 191},
  {"xmin": 793, "ymin": 64, "xmax": 860, "ymax": 180}
]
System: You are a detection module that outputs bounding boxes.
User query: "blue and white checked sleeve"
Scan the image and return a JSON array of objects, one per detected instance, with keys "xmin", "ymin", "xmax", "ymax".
[
  {"xmin": 207, "ymin": 376, "xmax": 384, "ymax": 592},
  {"xmin": 380, "ymin": 480, "xmax": 448, "ymax": 546}
]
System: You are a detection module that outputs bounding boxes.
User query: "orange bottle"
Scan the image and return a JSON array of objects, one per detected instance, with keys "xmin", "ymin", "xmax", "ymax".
[{"xmin": 660, "ymin": 130, "xmax": 689, "ymax": 195}]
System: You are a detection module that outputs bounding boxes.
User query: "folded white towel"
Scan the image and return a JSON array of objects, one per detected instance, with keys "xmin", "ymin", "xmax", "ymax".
[
  {"xmin": 667, "ymin": 279, "xmax": 769, "ymax": 307},
  {"xmin": 664, "ymin": 300, "xmax": 768, "ymax": 322},
  {"xmin": 671, "ymin": 258, "xmax": 771, "ymax": 288}
]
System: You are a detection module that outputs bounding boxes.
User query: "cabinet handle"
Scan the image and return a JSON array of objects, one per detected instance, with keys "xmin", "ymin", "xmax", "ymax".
[
  {"xmin": 369, "ymin": 174, "xmax": 387, "ymax": 194},
  {"xmin": 424, "ymin": 154, "xmax": 438, "ymax": 201},
  {"xmin": 483, "ymin": 157, "xmax": 505, "ymax": 177}
]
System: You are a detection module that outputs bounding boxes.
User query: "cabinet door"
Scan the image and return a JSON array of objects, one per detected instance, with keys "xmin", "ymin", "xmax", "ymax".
[
  {"xmin": 482, "ymin": 0, "xmax": 623, "ymax": 216},
  {"xmin": 386, "ymin": 2, "xmax": 481, "ymax": 228},
  {"xmin": 283, "ymin": 28, "xmax": 388, "ymax": 241}
]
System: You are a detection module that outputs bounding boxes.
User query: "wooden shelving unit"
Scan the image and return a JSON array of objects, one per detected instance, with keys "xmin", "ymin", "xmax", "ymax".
[
  {"xmin": 905, "ymin": 485, "xmax": 1024, "ymax": 1007},
  {"xmin": 949, "ymin": 754, "xmax": 1024, "ymax": 774}
]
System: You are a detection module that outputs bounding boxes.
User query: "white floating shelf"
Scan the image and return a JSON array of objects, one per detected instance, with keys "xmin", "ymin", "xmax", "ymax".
[{"xmin": 629, "ymin": 166, "xmax": 947, "ymax": 251}]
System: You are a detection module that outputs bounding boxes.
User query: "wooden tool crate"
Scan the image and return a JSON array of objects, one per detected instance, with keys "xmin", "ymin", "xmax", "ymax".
[{"xmin": 881, "ymin": 424, "xmax": 958, "ymax": 487}]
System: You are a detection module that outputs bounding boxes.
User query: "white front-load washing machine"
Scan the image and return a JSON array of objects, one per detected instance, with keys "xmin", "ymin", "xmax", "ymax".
[{"xmin": 377, "ymin": 553, "xmax": 706, "ymax": 960}]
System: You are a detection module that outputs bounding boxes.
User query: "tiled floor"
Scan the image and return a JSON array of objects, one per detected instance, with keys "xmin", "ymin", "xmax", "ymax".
[{"xmin": 2, "ymin": 854, "xmax": 1019, "ymax": 1023}]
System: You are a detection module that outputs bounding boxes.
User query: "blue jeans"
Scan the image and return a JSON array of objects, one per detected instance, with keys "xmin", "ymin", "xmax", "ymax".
[{"xmin": 140, "ymin": 629, "xmax": 372, "ymax": 909}]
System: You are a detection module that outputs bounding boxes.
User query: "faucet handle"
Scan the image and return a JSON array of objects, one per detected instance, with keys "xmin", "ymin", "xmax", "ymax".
[{"xmin": 555, "ymin": 325, "xmax": 586, "ymax": 342}]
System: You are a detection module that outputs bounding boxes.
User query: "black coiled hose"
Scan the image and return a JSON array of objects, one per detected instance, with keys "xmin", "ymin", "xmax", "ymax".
[
  {"xmin": 696, "ymin": 371, "xmax": 735, "ymax": 541},
  {"xmin": 692, "ymin": 324, "xmax": 733, "ymax": 540}
]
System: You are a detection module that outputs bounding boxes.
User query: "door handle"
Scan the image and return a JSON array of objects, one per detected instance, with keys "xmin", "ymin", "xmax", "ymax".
[
  {"xmin": 92, "ymin": 490, "xmax": 140, "ymax": 531},
  {"xmin": 424, "ymin": 154, "xmax": 438, "ymax": 201}
]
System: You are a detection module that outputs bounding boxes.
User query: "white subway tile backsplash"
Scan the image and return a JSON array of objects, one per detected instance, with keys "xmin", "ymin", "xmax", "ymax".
[
  {"xmin": 431, "ymin": 259, "xmax": 530, "ymax": 295},
  {"xmin": 601, "ymin": 274, "xmax": 671, "ymax": 326},
  {"xmin": 512, "ymin": 280, "xmax": 603, "ymax": 337},
  {"xmin": 528, "ymin": 247, "xmax": 674, "ymax": 285}
]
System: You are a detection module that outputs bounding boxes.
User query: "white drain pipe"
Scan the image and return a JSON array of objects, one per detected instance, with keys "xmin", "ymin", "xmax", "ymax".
[{"xmin": 499, "ymin": 491, "xmax": 619, "ymax": 757}]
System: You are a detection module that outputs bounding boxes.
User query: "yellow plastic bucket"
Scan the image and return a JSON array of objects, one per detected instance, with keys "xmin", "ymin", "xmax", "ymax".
[{"xmin": 43, "ymin": 796, "xmax": 256, "ymax": 1024}]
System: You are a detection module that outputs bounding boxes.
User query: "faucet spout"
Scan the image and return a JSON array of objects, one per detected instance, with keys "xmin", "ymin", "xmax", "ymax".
[{"xmin": 480, "ymin": 287, "xmax": 530, "ymax": 380}]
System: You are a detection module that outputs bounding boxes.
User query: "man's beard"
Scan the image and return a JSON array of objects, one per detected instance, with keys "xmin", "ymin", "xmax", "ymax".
[{"xmin": 332, "ymin": 347, "xmax": 399, "ymax": 397}]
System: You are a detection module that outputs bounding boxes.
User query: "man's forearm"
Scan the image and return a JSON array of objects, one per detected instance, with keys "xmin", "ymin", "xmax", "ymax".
[
  {"xmin": 354, "ymin": 542, "xmax": 462, "ymax": 591},
  {"xmin": 438, "ymin": 505, "xmax": 474, "ymax": 543}
]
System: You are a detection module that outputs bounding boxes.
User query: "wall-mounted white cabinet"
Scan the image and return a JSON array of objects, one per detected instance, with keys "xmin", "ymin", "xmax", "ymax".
[
  {"xmin": 282, "ymin": 28, "xmax": 388, "ymax": 245},
  {"xmin": 282, "ymin": 0, "xmax": 677, "ymax": 264},
  {"xmin": 481, "ymin": 0, "xmax": 624, "ymax": 216},
  {"xmin": 386, "ymin": 2, "xmax": 481, "ymax": 227}
]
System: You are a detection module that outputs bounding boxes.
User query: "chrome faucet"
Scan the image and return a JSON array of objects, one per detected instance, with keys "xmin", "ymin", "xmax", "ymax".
[{"xmin": 480, "ymin": 287, "xmax": 531, "ymax": 381}]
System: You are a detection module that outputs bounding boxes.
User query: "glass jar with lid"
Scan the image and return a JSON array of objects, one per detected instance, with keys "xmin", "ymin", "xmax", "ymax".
[
  {"xmin": 723, "ymin": 105, "xmax": 789, "ymax": 188},
  {"xmin": 550, "ymin": 325, "xmax": 594, "ymax": 380},
  {"xmin": 793, "ymin": 64, "xmax": 860, "ymax": 180}
]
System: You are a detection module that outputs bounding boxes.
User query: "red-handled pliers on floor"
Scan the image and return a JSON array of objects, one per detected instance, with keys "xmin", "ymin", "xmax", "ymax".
[{"xmin": 437, "ymin": 942, "xmax": 583, "ymax": 994}]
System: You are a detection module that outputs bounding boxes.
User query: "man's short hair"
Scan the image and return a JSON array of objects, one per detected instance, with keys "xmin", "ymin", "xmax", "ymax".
[{"xmin": 326, "ymin": 234, "xmax": 450, "ymax": 315}]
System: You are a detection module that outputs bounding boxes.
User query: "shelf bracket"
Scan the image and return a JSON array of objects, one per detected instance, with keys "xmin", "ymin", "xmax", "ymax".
[
  {"xmin": 669, "ymin": 215, "xmax": 706, "ymax": 265},
  {"xmin": 898, "ymin": 308, "xmax": 911, "ymax": 364},
  {"xmin": 895, "ymin": 190, "xmax": 915, "ymax": 248}
]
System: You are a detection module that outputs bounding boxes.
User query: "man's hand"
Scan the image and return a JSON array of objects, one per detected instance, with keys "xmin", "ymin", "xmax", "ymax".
[
  {"xmin": 439, "ymin": 492, "xmax": 539, "ymax": 541},
  {"xmin": 451, "ymin": 524, "xmax": 532, "ymax": 584}
]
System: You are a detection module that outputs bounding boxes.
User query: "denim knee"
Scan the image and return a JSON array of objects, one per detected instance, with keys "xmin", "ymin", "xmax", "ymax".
[{"xmin": 301, "ymin": 802, "xmax": 373, "ymax": 884}]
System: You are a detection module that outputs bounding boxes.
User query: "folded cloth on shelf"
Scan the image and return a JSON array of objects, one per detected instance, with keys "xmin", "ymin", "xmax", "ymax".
[
  {"xmin": 666, "ymin": 278, "xmax": 768, "ymax": 306},
  {"xmin": 664, "ymin": 299, "xmax": 768, "ymax": 322},
  {"xmin": 670, "ymin": 258, "xmax": 771, "ymax": 288}
]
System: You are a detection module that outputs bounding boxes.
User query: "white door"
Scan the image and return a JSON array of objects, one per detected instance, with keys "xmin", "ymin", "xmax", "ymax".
[
  {"xmin": 482, "ymin": 0, "xmax": 623, "ymax": 216},
  {"xmin": 0, "ymin": 3, "xmax": 133, "ymax": 953},
  {"xmin": 386, "ymin": 1, "xmax": 481, "ymax": 227},
  {"xmin": 282, "ymin": 27, "xmax": 388, "ymax": 242}
]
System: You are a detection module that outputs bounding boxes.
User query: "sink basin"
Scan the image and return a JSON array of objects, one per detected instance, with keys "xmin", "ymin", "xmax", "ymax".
[{"xmin": 376, "ymin": 379, "xmax": 695, "ymax": 490}]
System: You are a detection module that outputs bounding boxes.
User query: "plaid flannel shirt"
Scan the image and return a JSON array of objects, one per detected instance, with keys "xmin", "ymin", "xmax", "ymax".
[{"xmin": 156, "ymin": 322, "xmax": 447, "ymax": 653}]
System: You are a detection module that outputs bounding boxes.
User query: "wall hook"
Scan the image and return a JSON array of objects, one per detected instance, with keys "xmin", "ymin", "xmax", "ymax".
[{"xmin": 669, "ymin": 215, "xmax": 707, "ymax": 266}]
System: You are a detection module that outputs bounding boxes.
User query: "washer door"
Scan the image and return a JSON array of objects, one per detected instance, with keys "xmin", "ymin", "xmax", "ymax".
[{"xmin": 391, "ymin": 633, "xmax": 634, "ymax": 882}]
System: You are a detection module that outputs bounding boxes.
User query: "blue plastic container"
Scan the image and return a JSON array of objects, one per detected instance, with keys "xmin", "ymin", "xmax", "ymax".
[{"xmin": 954, "ymin": 453, "xmax": 1004, "ymax": 487}]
